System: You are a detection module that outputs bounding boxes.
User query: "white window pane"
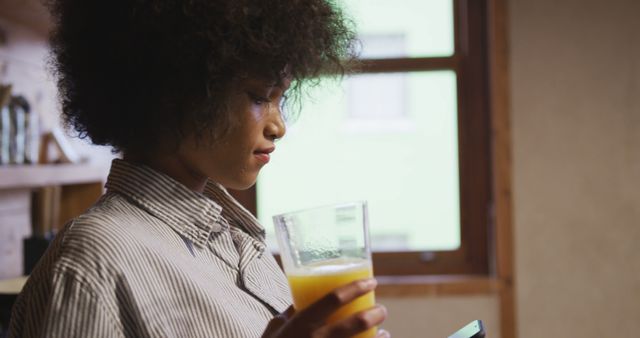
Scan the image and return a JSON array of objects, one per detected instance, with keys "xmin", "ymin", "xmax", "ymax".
[
  {"xmin": 258, "ymin": 71, "xmax": 460, "ymax": 252},
  {"xmin": 342, "ymin": 0, "xmax": 455, "ymax": 58},
  {"xmin": 348, "ymin": 73, "xmax": 407, "ymax": 119}
]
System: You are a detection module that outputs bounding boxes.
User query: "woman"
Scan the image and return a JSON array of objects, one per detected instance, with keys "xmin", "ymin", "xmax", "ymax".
[{"xmin": 9, "ymin": 0, "xmax": 389, "ymax": 337}]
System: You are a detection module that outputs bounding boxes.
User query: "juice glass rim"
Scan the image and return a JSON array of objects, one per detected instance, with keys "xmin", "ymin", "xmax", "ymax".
[{"xmin": 271, "ymin": 200, "xmax": 368, "ymax": 219}]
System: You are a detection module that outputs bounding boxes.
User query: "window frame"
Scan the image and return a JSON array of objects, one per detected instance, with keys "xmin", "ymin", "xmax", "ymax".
[{"xmin": 231, "ymin": 0, "xmax": 494, "ymax": 276}]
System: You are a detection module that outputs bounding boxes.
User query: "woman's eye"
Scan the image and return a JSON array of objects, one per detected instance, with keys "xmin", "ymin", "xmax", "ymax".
[{"xmin": 247, "ymin": 92, "xmax": 271, "ymax": 105}]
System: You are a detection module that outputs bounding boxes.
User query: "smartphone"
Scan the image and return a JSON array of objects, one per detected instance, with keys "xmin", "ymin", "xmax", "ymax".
[{"xmin": 448, "ymin": 320, "xmax": 485, "ymax": 338}]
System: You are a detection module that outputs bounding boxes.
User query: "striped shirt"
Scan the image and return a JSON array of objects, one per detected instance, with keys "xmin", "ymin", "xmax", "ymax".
[{"xmin": 9, "ymin": 159, "xmax": 292, "ymax": 337}]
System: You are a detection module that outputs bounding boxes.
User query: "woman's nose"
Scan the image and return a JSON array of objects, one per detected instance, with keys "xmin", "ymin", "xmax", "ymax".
[{"xmin": 264, "ymin": 104, "xmax": 286, "ymax": 141}]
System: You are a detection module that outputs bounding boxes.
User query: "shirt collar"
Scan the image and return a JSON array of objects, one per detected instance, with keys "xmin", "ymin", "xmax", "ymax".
[
  {"xmin": 203, "ymin": 181, "xmax": 266, "ymax": 246},
  {"xmin": 105, "ymin": 159, "xmax": 223, "ymax": 248}
]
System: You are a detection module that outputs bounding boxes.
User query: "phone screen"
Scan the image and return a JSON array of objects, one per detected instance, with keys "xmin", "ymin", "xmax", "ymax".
[{"xmin": 448, "ymin": 320, "xmax": 485, "ymax": 338}]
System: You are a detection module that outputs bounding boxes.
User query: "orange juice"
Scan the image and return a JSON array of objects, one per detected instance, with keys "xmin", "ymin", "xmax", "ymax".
[{"xmin": 287, "ymin": 259, "xmax": 376, "ymax": 338}]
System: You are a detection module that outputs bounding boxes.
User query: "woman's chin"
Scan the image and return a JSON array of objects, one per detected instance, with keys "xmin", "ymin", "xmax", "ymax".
[{"xmin": 221, "ymin": 178, "xmax": 257, "ymax": 191}]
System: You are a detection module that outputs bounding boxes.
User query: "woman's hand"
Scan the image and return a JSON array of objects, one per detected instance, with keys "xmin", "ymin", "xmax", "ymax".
[{"xmin": 262, "ymin": 278, "xmax": 389, "ymax": 338}]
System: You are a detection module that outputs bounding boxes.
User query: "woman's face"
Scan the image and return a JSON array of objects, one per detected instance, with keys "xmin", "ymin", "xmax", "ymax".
[{"xmin": 177, "ymin": 78, "xmax": 289, "ymax": 190}]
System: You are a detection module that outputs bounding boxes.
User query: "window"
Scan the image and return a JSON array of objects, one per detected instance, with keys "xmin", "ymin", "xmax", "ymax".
[{"xmin": 232, "ymin": 0, "xmax": 492, "ymax": 276}]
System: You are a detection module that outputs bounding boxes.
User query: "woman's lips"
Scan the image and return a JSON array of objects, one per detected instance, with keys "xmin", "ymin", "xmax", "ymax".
[
  {"xmin": 254, "ymin": 147, "xmax": 275, "ymax": 164},
  {"xmin": 254, "ymin": 152, "xmax": 270, "ymax": 164}
]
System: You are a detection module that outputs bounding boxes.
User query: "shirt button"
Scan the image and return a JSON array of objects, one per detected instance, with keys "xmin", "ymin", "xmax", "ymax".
[{"xmin": 210, "ymin": 222, "xmax": 222, "ymax": 232}]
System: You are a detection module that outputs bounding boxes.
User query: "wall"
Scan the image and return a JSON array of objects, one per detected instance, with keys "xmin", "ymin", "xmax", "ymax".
[
  {"xmin": 0, "ymin": 16, "xmax": 114, "ymax": 164},
  {"xmin": 383, "ymin": 0, "xmax": 640, "ymax": 337},
  {"xmin": 510, "ymin": 0, "xmax": 640, "ymax": 337},
  {"xmin": 0, "ymin": 17, "xmax": 57, "ymax": 132},
  {"xmin": 378, "ymin": 294, "xmax": 500, "ymax": 337},
  {"xmin": 0, "ymin": 17, "xmax": 55, "ymax": 279},
  {"xmin": 0, "ymin": 13, "xmax": 112, "ymax": 280}
]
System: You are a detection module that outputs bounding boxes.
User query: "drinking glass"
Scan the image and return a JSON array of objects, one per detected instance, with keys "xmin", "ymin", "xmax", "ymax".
[{"xmin": 273, "ymin": 201, "xmax": 376, "ymax": 338}]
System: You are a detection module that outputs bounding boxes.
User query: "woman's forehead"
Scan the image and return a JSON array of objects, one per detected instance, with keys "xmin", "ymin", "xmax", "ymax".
[{"xmin": 239, "ymin": 76, "xmax": 292, "ymax": 90}]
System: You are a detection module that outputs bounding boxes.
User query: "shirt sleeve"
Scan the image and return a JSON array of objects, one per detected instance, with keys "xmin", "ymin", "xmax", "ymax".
[{"xmin": 9, "ymin": 270, "xmax": 125, "ymax": 338}]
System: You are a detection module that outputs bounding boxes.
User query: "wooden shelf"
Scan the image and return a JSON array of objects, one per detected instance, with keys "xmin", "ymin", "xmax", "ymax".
[
  {"xmin": 0, "ymin": 164, "xmax": 107, "ymax": 279},
  {"xmin": 0, "ymin": 164, "xmax": 109, "ymax": 190},
  {"xmin": 0, "ymin": 276, "xmax": 28, "ymax": 295}
]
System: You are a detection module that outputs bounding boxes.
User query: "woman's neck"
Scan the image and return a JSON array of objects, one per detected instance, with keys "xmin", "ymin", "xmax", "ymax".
[{"xmin": 123, "ymin": 152, "xmax": 208, "ymax": 193}]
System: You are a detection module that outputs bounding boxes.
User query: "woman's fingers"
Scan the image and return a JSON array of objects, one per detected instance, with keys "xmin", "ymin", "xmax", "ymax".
[
  {"xmin": 280, "ymin": 305, "xmax": 295, "ymax": 320},
  {"xmin": 376, "ymin": 328, "xmax": 391, "ymax": 338},
  {"xmin": 322, "ymin": 305, "xmax": 387, "ymax": 338},
  {"xmin": 263, "ymin": 278, "xmax": 385, "ymax": 338},
  {"xmin": 295, "ymin": 278, "xmax": 378, "ymax": 325}
]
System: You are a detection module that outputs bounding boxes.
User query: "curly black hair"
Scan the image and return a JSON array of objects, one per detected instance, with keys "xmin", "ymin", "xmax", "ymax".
[{"xmin": 46, "ymin": 0, "xmax": 357, "ymax": 154}]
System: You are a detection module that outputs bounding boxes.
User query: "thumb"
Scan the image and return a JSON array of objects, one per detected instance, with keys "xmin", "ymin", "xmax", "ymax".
[
  {"xmin": 261, "ymin": 306, "xmax": 295, "ymax": 338},
  {"xmin": 281, "ymin": 305, "xmax": 295, "ymax": 319}
]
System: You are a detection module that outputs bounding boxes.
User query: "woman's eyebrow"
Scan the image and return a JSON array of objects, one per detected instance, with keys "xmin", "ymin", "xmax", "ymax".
[
  {"xmin": 244, "ymin": 79, "xmax": 276, "ymax": 89},
  {"xmin": 243, "ymin": 78, "xmax": 289, "ymax": 93}
]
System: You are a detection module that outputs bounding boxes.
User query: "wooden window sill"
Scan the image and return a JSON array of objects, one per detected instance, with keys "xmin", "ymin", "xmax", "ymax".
[
  {"xmin": 375, "ymin": 275, "xmax": 503, "ymax": 297},
  {"xmin": 0, "ymin": 164, "xmax": 108, "ymax": 190}
]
